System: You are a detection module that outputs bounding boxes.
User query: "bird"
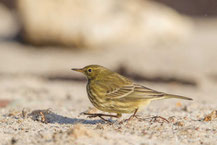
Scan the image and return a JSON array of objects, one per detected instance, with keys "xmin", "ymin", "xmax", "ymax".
[{"xmin": 71, "ymin": 65, "xmax": 192, "ymax": 122}]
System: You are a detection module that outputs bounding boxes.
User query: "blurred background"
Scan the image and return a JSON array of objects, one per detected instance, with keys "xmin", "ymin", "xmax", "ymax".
[
  {"xmin": 0, "ymin": 0, "xmax": 217, "ymax": 104},
  {"xmin": 1, "ymin": 1, "xmax": 217, "ymax": 144}
]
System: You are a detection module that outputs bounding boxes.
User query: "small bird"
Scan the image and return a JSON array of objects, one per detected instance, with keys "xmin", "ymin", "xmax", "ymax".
[{"xmin": 72, "ymin": 65, "xmax": 192, "ymax": 122}]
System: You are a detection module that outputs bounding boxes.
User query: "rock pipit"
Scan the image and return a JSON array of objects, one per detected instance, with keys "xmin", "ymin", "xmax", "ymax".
[{"xmin": 72, "ymin": 65, "xmax": 192, "ymax": 122}]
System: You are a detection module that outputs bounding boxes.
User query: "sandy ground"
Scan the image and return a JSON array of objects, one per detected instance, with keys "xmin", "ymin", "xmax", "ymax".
[{"xmin": 0, "ymin": 18, "xmax": 217, "ymax": 145}]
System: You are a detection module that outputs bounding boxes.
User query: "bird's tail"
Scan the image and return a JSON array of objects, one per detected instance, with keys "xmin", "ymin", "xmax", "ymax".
[{"xmin": 163, "ymin": 93, "xmax": 193, "ymax": 100}]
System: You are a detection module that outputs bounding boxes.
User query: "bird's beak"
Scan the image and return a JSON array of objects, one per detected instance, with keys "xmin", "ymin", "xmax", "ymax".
[{"xmin": 71, "ymin": 68, "xmax": 84, "ymax": 73}]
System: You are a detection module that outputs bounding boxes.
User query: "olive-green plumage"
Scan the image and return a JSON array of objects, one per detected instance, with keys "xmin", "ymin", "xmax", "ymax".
[{"xmin": 72, "ymin": 65, "xmax": 192, "ymax": 118}]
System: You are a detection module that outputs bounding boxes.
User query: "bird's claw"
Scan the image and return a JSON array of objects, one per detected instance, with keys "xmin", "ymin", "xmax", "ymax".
[
  {"xmin": 119, "ymin": 115, "xmax": 142, "ymax": 124},
  {"xmin": 149, "ymin": 116, "xmax": 170, "ymax": 123}
]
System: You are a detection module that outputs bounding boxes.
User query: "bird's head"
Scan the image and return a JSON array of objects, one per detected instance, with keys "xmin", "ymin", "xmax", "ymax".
[{"xmin": 71, "ymin": 65, "xmax": 111, "ymax": 80}]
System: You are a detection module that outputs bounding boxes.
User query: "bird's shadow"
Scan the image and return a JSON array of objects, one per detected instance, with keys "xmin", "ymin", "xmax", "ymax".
[{"xmin": 28, "ymin": 109, "xmax": 106, "ymax": 125}]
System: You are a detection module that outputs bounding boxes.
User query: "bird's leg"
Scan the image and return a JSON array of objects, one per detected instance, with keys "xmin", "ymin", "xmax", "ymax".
[
  {"xmin": 98, "ymin": 116, "xmax": 111, "ymax": 123},
  {"xmin": 128, "ymin": 109, "xmax": 138, "ymax": 120},
  {"xmin": 83, "ymin": 113, "xmax": 121, "ymax": 118},
  {"xmin": 82, "ymin": 112, "xmax": 121, "ymax": 122}
]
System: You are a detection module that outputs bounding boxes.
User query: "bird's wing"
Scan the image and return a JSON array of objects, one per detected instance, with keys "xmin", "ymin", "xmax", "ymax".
[
  {"xmin": 129, "ymin": 84, "xmax": 165, "ymax": 99},
  {"xmin": 105, "ymin": 84, "xmax": 135, "ymax": 99},
  {"xmin": 105, "ymin": 83, "xmax": 165, "ymax": 100}
]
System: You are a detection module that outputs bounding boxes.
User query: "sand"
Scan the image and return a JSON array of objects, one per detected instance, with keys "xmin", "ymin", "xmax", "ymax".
[{"xmin": 0, "ymin": 18, "xmax": 217, "ymax": 144}]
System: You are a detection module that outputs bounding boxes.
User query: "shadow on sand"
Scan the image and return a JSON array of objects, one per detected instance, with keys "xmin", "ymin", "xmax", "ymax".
[{"xmin": 28, "ymin": 109, "xmax": 107, "ymax": 125}]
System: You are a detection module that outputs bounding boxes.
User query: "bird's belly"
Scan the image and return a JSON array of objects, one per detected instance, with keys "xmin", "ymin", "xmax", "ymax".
[
  {"xmin": 87, "ymin": 84, "xmax": 151, "ymax": 114},
  {"xmin": 88, "ymin": 93, "xmax": 150, "ymax": 113},
  {"xmin": 104, "ymin": 99, "xmax": 151, "ymax": 113}
]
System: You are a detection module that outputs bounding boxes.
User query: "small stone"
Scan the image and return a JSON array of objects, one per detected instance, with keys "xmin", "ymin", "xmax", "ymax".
[
  {"xmin": 28, "ymin": 109, "xmax": 51, "ymax": 123},
  {"xmin": 95, "ymin": 124, "xmax": 104, "ymax": 130},
  {"xmin": 168, "ymin": 116, "xmax": 177, "ymax": 123},
  {"xmin": 176, "ymin": 102, "xmax": 182, "ymax": 107},
  {"xmin": 203, "ymin": 110, "xmax": 217, "ymax": 121},
  {"xmin": 11, "ymin": 137, "xmax": 17, "ymax": 144},
  {"xmin": 174, "ymin": 121, "xmax": 184, "ymax": 127},
  {"xmin": 0, "ymin": 99, "xmax": 11, "ymax": 108}
]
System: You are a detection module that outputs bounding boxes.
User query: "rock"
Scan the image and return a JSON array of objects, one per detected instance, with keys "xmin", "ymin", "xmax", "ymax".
[
  {"xmin": 16, "ymin": 0, "xmax": 193, "ymax": 48},
  {"xmin": 0, "ymin": 0, "xmax": 15, "ymax": 9},
  {"xmin": 0, "ymin": 3, "xmax": 18, "ymax": 39}
]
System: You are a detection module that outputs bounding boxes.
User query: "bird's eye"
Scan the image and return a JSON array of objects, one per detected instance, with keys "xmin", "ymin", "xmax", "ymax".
[{"xmin": 88, "ymin": 69, "xmax": 92, "ymax": 72}]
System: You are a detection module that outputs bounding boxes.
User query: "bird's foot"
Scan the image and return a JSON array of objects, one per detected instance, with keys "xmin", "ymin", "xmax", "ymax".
[
  {"xmin": 147, "ymin": 116, "xmax": 170, "ymax": 123},
  {"xmin": 82, "ymin": 113, "xmax": 119, "ymax": 123},
  {"xmin": 119, "ymin": 115, "xmax": 141, "ymax": 124},
  {"xmin": 127, "ymin": 114, "xmax": 141, "ymax": 121},
  {"xmin": 119, "ymin": 109, "xmax": 140, "ymax": 124}
]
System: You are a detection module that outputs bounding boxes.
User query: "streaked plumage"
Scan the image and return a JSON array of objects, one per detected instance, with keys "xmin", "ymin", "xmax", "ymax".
[{"xmin": 72, "ymin": 65, "xmax": 192, "ymax": 119}]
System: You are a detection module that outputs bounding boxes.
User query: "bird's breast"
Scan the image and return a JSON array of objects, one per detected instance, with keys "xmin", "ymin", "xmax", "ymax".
[{"xmin": 86, "ymin": 83, "xmax": 107, "ymax": 109}]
